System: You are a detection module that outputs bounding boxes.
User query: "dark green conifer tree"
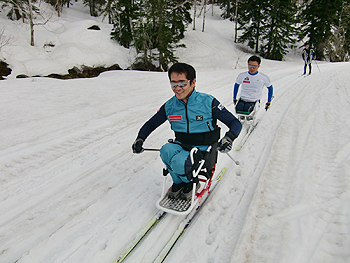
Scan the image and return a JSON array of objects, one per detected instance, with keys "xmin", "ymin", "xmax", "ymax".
[
  {"xmin": 237, "ymin": 0, "xmax": 268, "ymax": 53},
  {"xmin": 299, "ymin": 0, "xmax": 343, "ymax": 60},
  {"xmin": 341, "ymin": 1, "xmax": 350, "ymax": 60},
  {"xmin": 218, "ymin": 0, "xmax": 235, "ymax": 20},
  {"xmin": 259, "ymin": 0, "xmax": 297, "ymax": 61},
  {"xmin": 111, "ymin": 0, "xmax": 191, "ymax": 70},
  {"xmin": 110, "ymin": 0, "xmax": 139, "ymax": 49}
]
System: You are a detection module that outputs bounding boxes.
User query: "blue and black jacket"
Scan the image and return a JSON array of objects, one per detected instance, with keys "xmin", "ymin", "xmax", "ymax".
[{"xmin": 137, "ymin": 90, "xmax": 242, "ymax": 146}]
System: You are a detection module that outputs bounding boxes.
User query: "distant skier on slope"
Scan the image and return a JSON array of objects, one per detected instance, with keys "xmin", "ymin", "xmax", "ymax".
[
  {"xmin": 302, "ymin": 43, "xmax": 315, "ymax": 75},
  {"xmin": 132, "ymin": 62, "xmax": 242, "ymax": 201},
  {"xmin": 233, "ymin": 55, "xmax": 274, "ymax": 114}
]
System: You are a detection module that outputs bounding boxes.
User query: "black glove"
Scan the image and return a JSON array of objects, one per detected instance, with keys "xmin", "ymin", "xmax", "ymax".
[
  {"xmin": 132, "ymin": 138, "xmax": 144, "ymax": 153},
  {"xmin": 233, "ymin": 99, "xmax": 238, "ymax": 105},
  {"xmin": 265, "ymin": 102, "xmax": 271, "ymax": 111},
  {"xmin": 218, "ymin": 132, "xmax": 236, "ymax": 153}
]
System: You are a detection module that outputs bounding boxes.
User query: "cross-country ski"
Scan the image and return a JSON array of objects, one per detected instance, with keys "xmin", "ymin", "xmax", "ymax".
[
  {"xmin": 236, "ymin": 119, "xmax": 260, "ymax": 151},
  {"xmin": 113, "ymin": 167, "xmax": 227, "ymax": 263}
]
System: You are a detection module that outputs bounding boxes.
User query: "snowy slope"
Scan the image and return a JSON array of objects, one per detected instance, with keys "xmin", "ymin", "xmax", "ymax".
[{"xmin": 1, "ymin": 3, "xmax": 350, "ymax": 263}]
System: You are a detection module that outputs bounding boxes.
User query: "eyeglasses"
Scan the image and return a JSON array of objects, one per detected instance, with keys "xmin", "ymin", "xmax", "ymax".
[
  {"xmin": 170, "ymin": 80, "xmax": 188, "ymax": 88},
  {"xmin": 248, "ymin": 65, "xmax": 258, "ymax": 69}
]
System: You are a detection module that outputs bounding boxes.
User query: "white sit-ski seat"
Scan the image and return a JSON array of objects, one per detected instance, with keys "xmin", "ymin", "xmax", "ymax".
[
  {"xmin": 236, "ymin": 100, "xmax": 260, "ymax": 126},
  {"xmin": 156, "ymin": 142, "xmax": 218, "ymax": 216}
]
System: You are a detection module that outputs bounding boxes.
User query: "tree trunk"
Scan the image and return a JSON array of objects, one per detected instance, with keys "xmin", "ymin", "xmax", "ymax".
[
  {"xmin": 255, "ymin": 24, "xmax": 259, "ymax": 53},
  {"xmin": 89, "ymin": 0, "xmax": 97, "ymax": 17},
  {"xmin": 202, "ymin": 0, "xmax": 207, "ymax": 32},
  {"xmin": 129, "ymin": 17, "xmax": 138, "ymax": 52},
  {"xmin": 234, "ymin": 0, "xmax": 238, "ymax": 43},
  {"xmin": 28, "ymin": 0, "xmax": 35, "ymax": 46},
  {"xmin": 226, "ymin": 0, "xmax": 230, "ymax": 18},
  {"xmin": 193, "ymin": 0, "xmax": 196, "ymax": 30}
]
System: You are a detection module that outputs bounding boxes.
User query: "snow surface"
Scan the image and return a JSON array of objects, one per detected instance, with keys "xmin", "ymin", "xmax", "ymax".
[{"xmin": 1, "ymin": 3, "xmax": 350, "ymax": 263}]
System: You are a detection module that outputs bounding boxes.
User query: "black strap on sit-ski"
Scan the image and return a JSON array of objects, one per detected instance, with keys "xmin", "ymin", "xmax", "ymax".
[{"xmin": 174, "ymin": 128, "xmax": 220, "ymax": 146}]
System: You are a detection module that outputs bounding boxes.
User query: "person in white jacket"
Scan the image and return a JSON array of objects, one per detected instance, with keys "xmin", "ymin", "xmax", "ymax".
[{"xmin": 233, "ymin": 56, "xmax": 273, "ymax": 114}]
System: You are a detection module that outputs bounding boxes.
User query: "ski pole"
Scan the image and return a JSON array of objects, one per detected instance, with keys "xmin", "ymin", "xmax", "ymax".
[
  {"xmin": 226, "ymin": 152, "xmax": 240, "ymax": 165},
  {"xmin": 143, "ymin": 148, "xmax": 160, "ymax": 151},
  {"xmin": 314, "ymin": 60, "xmax": 321, "ymax": 72}
]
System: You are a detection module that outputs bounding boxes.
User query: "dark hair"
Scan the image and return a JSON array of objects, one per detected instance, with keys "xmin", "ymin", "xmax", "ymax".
[
  {"xmin": 168, "ymin": 63, "xmax": 196, "ymax": 84},
  {"xmin": 248, "ymin": 55, "xmax": 261, "ymax": 65}
]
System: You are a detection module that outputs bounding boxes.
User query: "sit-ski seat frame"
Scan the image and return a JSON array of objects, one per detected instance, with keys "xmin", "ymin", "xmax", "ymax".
[
  {"xmin": 236, "ymin": 101, "xmax": 260, "ymax": 128},
  {"xmin": 156, "ymin": 142, "xmax": 218, "ymax": 216}
]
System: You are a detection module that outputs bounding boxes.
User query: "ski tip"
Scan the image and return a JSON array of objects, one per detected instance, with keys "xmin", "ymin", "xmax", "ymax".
[{"xmin": 216, "ymin": 167, "xmax": 227, "ymax": 181}]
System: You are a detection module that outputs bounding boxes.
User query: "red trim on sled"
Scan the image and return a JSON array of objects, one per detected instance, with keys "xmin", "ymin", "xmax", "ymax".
[{"xmin": 196, "ymin": 163, "xmax": 216, "ymax": 203}]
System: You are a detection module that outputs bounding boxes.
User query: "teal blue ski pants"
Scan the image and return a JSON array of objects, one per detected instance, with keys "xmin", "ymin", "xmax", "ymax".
[{"xmin": 159, "ymin": 142, "xmax": 208, "ymax": 185}]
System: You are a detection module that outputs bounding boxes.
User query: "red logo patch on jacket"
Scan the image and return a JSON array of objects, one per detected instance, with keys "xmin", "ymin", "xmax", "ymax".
[
  {"xmin": 168, "ymin": 115, "xmax": 182, "ymax": 121},
  {"xmin": 243, "ymin": 77, "xmax": 250, "ymax": 83}
]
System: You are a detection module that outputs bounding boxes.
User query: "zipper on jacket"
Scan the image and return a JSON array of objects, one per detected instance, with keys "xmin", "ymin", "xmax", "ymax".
[
  {"xmin": 185, "ymin": 103, "xmax": 189, "ymax": 133},
  {"xmin": 207, "ymin": 121, "xmax": 212, "ymax": 131}
]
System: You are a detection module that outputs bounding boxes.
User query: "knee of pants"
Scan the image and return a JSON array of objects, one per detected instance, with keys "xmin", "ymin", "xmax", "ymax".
[
  {"xmin": 160, "ymin": 143, "xmax": 189, "ymax": 175},
  {"xmin": 160, "ymin": 143, "xmax": 182, "ymax": 166},
  {"xmin": 236, "ymin": 101, "xmax": 244, "ymax": 112}
]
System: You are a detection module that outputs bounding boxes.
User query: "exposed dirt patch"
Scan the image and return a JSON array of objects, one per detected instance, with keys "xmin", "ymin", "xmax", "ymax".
[{"xmin": 0, "ymin": 60, "xmax": 12, "ymax": 80}]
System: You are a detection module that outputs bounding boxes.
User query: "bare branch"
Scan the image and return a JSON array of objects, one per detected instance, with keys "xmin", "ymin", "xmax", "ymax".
[
  {"xmin": 172, "ymin": 0, "xmax": 191, "ymax": 10},
  {"xmin": 0, "ymin": 28, "xmax": 13, "ymax": 50}
]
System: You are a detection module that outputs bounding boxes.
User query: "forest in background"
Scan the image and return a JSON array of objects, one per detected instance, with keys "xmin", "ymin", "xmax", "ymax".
[{"xmin": 1, "ymin": 0, "xmax": 350, "ymax": 71}]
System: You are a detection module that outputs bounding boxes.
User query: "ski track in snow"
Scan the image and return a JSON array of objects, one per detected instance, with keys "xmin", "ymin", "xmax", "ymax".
[
  {"xmin": 0, "ymin": 73, "xmax": 173, "ymax": 263},
  {"xmin": 1, "ymin": 63, "xmax": 349, "ymax": 263},
  {"xmin": 164, "ymin": 63, "xmax": 350, "ymax": 263},
  {"xmin": 229, "ymin": 64, "xmax": 350, "ymax": 263}
]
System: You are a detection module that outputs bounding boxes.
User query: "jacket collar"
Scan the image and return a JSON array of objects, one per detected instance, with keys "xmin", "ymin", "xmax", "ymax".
[
  {"xmin": 248, "ymin": 71, "xmax": 259, "ymax": 76},
  {"xmin": 177, "ymin": 88, "xmax": 197, "ymax": 104}
]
